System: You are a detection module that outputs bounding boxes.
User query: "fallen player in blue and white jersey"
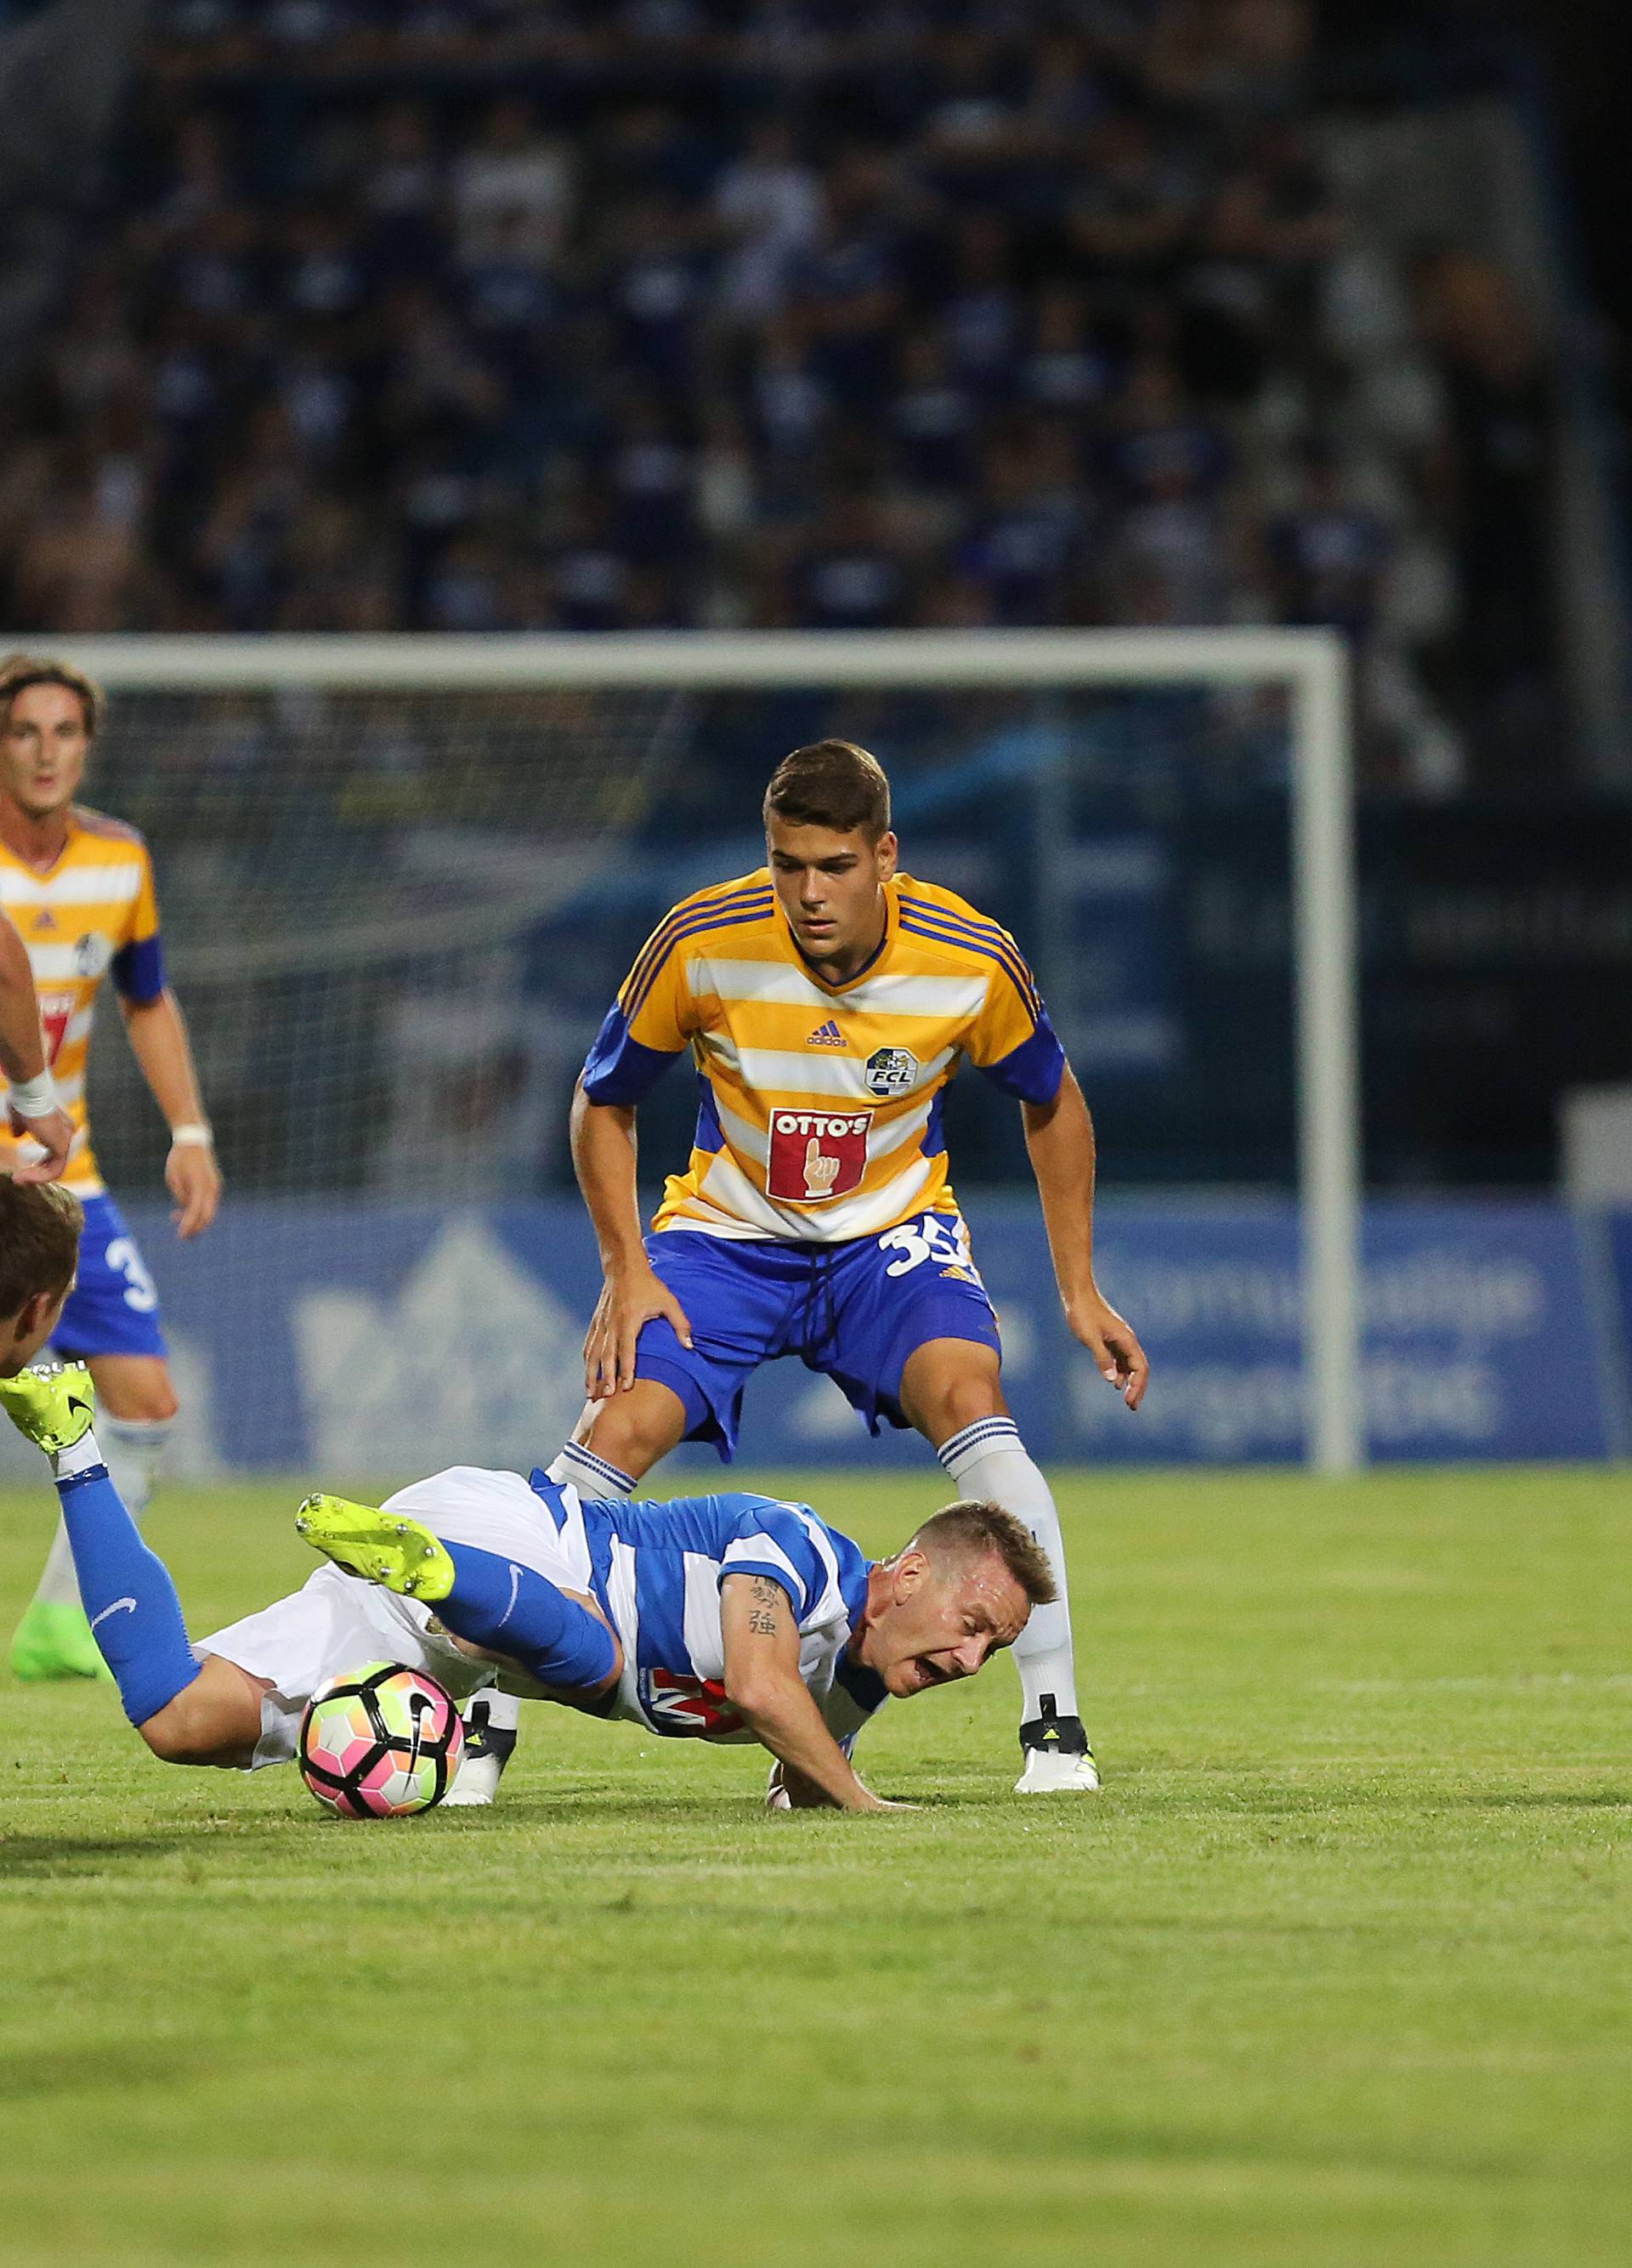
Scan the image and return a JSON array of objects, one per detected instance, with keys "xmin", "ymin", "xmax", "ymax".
[{"xmin": 0, "ymin": 1358, "xmax": 1054, "ymax": 1813}]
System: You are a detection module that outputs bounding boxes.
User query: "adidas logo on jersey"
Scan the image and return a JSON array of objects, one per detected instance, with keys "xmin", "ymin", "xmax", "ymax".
[
  {"xmin": 31, "ymin": 910, "xmax": 58, "ymax": 933},
  {"xmin": 806, "ymin": 1019, "xmax": 846, "ymax": 1048}
]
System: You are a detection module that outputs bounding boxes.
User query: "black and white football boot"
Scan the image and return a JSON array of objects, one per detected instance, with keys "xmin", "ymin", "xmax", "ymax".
[
  {"xmin": 1015, "ymin": 1695, "xmax": 1101, "ymax": 1793},
  {"xmin": 442, "ymin": 1692, "xmax": 519, "ymax": 1808}
]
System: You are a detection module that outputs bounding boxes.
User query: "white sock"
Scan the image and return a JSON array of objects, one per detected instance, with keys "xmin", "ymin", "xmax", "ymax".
[
  {"xmin": 99, "ymin": 1415, "xmax": 171, "ymax": 1522},
  {"xmin": 32, "ymin": 1520, "xmax": 82, "ymax": 1608},
  {"xmin": 472, "ymin": 1446, "xmax": 638, "ymax": 1743},
  {"xmin": 30, "ymin": 1420, "xmax": 165, "ymax": 1613},
  {"xmin": 937, "ymin": 1416, "xmax": 1080, "ymax": 1725},
  {"xmin": 548, "ymin": 1441, "xmax": 635, "ymax": 1501}
]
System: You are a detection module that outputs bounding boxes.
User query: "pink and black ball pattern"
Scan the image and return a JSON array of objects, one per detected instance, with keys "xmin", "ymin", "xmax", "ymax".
[{"xmin": 298, "ymin": 1662, "xmax": 465, "ymax": 1817}]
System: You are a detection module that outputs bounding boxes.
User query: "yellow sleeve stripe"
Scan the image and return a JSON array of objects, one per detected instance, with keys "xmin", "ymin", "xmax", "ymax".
[
  {"xmin": 620, "ymin": 885, "xmax": 775, "ymax": 1019},
  {"xmin": 897, "ymin": 899, "xmax": 1041, "ymax": 1017}
]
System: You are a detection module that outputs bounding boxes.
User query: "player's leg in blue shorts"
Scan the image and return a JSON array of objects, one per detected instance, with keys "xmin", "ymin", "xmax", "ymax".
[
  {"xmin": 51, "ymin": 1193, "xmax": 169, "ymax": 1366},
  {"xmin": 806, "ymin": 1208, "xmax": 1095, "ymax": 1789},
  {"xmin": 598, "ymin": 1213, "xmax": 1000, "ymax": 1462},
  {"xmin": 801, "ymin": 1207, "xmax": 1002, "ymax": 1436},
  {"xmin": 626, "ymin": 1232, "xmax": 813, "ymax": 1460}
]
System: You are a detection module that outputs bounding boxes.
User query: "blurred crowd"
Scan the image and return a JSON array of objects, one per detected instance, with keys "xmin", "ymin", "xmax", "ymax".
[{"xmin": 0, "ymin": 0, "xmax": 1563, "ymax": 786}]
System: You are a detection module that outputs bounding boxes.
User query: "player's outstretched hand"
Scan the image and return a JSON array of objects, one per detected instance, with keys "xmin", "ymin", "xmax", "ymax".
[
  {"xmin": 585, "ymin": 1263, "xmax": 694, "ymax": 1397},
  {"xmin": 1068, "ymin": 1289, "xmax": 1150, "ymax": 1410},
  {"xmin": 8, "ymin": 1103, "xmax": 75, "ymax": 1183},
  {"xmin": 167, "ymin": 1138, "xmax": 222, "ymax": 1239},
  {"xmin": 765, "ymin": 1763, "xmax": 918, "ymax": 1812}
]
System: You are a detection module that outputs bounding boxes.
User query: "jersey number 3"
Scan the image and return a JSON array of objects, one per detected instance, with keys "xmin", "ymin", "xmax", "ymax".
[
  {"xmin": 877, "ymin": 1212, "xmax": 978, "ymax": 1279},
  {"xmin": 105, "ymin": 1238, "xmax": 161, "ymax": 1315}
]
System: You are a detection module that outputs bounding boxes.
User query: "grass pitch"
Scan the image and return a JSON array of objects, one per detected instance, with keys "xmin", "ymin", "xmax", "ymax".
[{"xmin": 1, "ymin": 1466, "xmax": 1629, "ymax": 2268}]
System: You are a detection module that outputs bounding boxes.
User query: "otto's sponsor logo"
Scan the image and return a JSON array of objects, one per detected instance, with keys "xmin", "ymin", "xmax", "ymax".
[
  {"xmin": 864, "ymin": 1046, "xmax": 919, "ymax": 1097},
  {"xmin": 767, "ymin": 1109, "xmax": 870, "ymax": 1203},
  {"xmin": 770, "ymin": 1111, "xmax": 870, "ymax": 1137}
]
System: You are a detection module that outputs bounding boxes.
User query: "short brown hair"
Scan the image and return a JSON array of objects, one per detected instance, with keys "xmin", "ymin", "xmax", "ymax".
[
  {"xmin": 0, "ymin": 654, "xmax": 104, "ymax": 738},
  {"xmin": 910, "ymin": 1500, "xmax": 1057, "ymax": 1607},
  {"xmin": 763, "ymin": 740, "xmax": 891, "ymax": 840},
  {"xmin": 0, "ymin": 1180, "xmax": 83, "ymax": 1318}
]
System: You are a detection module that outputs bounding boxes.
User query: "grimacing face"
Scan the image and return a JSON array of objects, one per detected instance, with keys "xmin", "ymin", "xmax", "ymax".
[
  {"xmin": 3, "ymin": 1275, "xmax": 75, "ymax": 1379},
  {"xmin": 766, "ymin": 815, "xmax": 898, "ymax": 976},
  {"xmin": 0, "ymin": 682, "xmax": 92, "ymax": 825},
  {"xmin": 856, "ymin": 1545, "xmax": 1032, "ymax": 1699}
]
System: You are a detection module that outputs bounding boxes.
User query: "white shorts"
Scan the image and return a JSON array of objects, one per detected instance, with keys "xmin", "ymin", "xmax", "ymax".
[{"xmin": 198, "ymin": 1466, "xmax": 589, "ymax": 1770}]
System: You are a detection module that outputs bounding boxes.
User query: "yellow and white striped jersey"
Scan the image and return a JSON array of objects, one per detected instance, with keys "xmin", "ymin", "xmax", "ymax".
[
  {"xmin": 581, "ymin": 868, "xmax": 1067, "ymax": 1242},
  {"xmin": 0, "ymin": 806, "xmax": 167, "ymax": 1196}
]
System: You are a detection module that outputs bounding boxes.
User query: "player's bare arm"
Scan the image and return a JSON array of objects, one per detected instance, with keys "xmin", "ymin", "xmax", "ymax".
[
  {"xmin": 119, "ymin": 986, "xmax": 222, "ymax": 1239},
  {"xmin": 0, "ymin": 910, "xmax": 73, "ymax": 1182},
  {"xmin": 1023, "ymin": 1063, "xmax": 1148, "ymax": 1410},
  {"xmin": 720, "ymin": 1573, "xmax": 897, "ymax": 1812},
  {"xmin": 570, "ymin": 1077, "xmax": 694, "ymax": 1395}
]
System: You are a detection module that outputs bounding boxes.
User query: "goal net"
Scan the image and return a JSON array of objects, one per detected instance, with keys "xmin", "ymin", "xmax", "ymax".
[{"xmin": 36, "ymin": 631, "xmax": 1357, "ymax": 1474}]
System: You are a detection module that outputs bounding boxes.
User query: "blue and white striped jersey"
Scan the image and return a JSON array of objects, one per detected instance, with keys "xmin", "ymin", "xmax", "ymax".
[{"xmin": 527, "ymin": 1476, "xmax": 886, "ymax": 1747}]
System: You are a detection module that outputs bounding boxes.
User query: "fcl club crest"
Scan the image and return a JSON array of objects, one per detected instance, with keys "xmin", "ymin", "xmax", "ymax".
[
  {"xmin": 864, "ymin": 1046, "xmax": 918, "ymax": 1097},
  {"xmin": 643, "ymin": 1669, "xmax": 746, "ymax": 1739}
]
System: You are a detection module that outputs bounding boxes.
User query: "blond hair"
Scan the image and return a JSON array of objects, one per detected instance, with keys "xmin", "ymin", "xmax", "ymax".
[
  {"xmin": 910, "ymin": 1500, "xmax": 1057, "ymax": 1606},
  {"xmin": 0, "ymin": 654, "xmax": 105, "ymax": 738}
]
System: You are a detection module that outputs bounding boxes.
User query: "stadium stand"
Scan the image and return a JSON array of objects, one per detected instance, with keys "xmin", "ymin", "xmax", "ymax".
[{"xmin": 0, "ymin": 0, "xmax": 1616, "ymax": 791}]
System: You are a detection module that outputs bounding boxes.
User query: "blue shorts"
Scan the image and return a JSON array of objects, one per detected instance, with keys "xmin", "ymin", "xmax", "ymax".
[
  {"xmin": 635, "ymin": 1211, "xmax": 1001, "ymax": 1460},
  {"xmin": 52, "ymin": 1193, "xmax": 168, "ymax": 1363}
]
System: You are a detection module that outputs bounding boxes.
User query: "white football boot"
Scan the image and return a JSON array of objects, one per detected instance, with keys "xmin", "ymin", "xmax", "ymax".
[
  {"xmin": 1015, "ymin": 1698, "xmax": 1101, "ymax": 1793},
  {"xmin": 442, "ymin": 1693, "xmax": 518, "ymax": 1808}
]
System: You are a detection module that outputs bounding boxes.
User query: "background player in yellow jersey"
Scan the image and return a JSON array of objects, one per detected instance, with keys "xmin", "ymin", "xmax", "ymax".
[
  {"xmin": 464, "ymin": 739, "xmax": 1149, "ymax": 1805},
  {"xmin": 0, "ymin": 655, "xmax": 222, "ymax": 1681}
]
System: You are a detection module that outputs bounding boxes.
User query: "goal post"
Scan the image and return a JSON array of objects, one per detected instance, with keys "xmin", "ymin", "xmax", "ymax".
[{"xmin": 44, "ymin": 628, "xmax": 1360, "ymax": 1471}]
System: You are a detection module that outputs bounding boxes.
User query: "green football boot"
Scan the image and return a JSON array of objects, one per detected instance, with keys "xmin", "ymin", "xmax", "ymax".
[
  {"xmin": 0, "ymin": 1360, "xmax": 96, "ymax": 1458},
  {"xmin": 9, "ymin": 1599, "xmax": 113, "ymax": 1681},
  {"xmin": 294, "ymin": 1493, "xmax": 456, "ymax": 1602}
]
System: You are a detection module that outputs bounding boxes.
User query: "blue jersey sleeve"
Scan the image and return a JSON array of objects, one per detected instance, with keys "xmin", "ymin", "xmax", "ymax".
[
  {"xmin": 977, "ymin": 1007, "xmax": 1067, "ymax": 1103},
  {"xmin": 718, "ymin": 1503, "xmax": 829, "ymax": 1621},
  {"xmin": 581, "ymin": 1005, "xmax": 684, "ymax": 1106},
  {"xmin": 111, "ymin": 933, "xmax": 167, "ymax": 1006}
]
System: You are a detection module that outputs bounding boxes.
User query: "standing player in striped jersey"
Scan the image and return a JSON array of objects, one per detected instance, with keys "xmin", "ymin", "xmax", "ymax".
[
  {"xmin": 465, "ymin": 738, "xmax": 1148, "ymax": 1805},
  {"xmin": 0, "ymin": 655, "xmax": 221, "ymax": 1682}
]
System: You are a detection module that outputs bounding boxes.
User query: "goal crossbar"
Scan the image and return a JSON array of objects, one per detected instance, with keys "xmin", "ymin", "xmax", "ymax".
[{"xmin": 42, "ymin": 627, "xmax": 1361, "ymax": 1472}]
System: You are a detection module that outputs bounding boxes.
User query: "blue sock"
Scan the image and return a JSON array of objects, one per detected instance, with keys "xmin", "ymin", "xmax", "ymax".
[
  {"xmin": 439, "ymin": 1540, "xmax": 616, "ymax": 1691},
  {"xmin": 57, "ymin": 1463, "xmax": 201, "ymax": 1727}
]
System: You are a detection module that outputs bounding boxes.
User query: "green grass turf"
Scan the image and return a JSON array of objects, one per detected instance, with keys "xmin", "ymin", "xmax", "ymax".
[{"xmin": 1, "ymin": 1467, "xmax": 1629, "ymax": 2268}]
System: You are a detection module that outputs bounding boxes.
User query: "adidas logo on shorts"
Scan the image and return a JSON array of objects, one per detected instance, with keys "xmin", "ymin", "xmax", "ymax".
[{"xmin": 806, "ymin": 1019, "xmax": 846, "ymax": 1048}]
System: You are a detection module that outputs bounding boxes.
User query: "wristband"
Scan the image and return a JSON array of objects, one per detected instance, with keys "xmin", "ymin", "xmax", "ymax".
[
  {"xmin": 8, "ymin": 1071, "xmax": 59, "ymax": 1120},
  {"xmin": 168, "ymin": 1122, "xmax": 214, "ymax": 1148}
]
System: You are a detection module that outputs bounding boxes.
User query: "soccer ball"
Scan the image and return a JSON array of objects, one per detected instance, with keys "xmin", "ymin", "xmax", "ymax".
[{"xmin": 298, "ymin": 1662, "xmax": 465, "ymax": 1818}]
